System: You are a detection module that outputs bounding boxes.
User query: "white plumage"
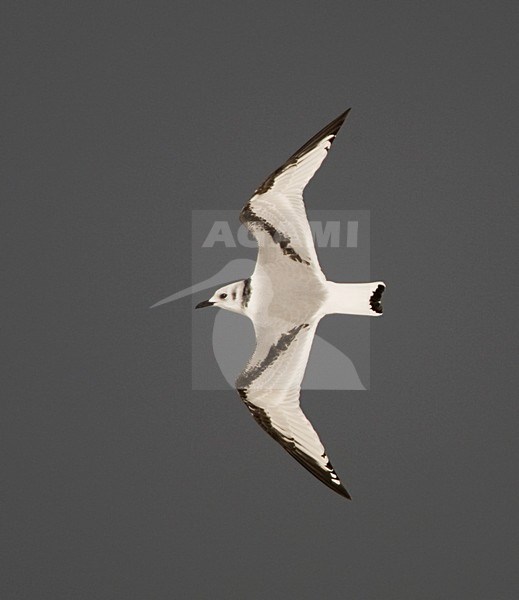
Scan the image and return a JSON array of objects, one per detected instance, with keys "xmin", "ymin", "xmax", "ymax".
[{"xmin": 196, "ymin": 110, "xmax": 385, "ymax": 499}]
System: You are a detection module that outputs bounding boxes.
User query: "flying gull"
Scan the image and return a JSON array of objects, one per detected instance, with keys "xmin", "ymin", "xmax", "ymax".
[{"xmin": 196, "ymin": 109, "xmax": 385, "ymax": 499}]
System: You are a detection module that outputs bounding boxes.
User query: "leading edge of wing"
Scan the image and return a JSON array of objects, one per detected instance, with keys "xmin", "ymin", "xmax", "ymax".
[{"xmin": 254, "ymin": 108, "xmax": 351, "ymax": 196}]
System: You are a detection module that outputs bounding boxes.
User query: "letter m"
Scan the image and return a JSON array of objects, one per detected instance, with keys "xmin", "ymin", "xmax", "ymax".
[{"xmin": 311, "ymin": 221, "xmax": 340, "ymax": 248}]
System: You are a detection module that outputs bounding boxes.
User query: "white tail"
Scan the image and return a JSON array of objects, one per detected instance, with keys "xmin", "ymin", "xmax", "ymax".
[{"xmin": 324, "ymin": 281, "xmax": 386, "ymax": 316}]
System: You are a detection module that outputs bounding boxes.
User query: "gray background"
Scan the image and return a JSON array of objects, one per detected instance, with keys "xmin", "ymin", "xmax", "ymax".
[{"xmin": 2, "ymin": 2, "xmax": 518, "ymax": 599}]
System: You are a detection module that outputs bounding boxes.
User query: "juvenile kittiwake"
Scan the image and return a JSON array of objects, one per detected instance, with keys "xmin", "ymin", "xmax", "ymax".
[{"xmin": 196, "ymin": 109, "xmax": 385, "ymax": 499}]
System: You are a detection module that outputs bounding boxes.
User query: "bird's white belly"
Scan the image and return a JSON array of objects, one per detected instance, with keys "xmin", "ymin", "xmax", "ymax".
[{"xmin": 248, "ymin": 267, "xmax": 326, "ymax": 329}]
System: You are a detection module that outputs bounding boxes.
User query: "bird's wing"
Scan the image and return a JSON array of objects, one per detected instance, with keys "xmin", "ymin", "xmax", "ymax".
[
  {"xmin": 240, "ymin": 110, "xmax": 351, "ymax": 281},
  {"xmin": 236, "ymin": 319, "xmax": 351, "ymax": 499}
]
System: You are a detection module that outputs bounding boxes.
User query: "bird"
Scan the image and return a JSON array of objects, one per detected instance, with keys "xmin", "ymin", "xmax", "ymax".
[{"xmin": 195, "ymin": 109, "xmax": 385, "ymax": 499}]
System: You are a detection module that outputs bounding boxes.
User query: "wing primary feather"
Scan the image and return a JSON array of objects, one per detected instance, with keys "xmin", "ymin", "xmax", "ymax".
[
  {"xmin": 238, "ymin": 389, "xmax": 351, "ymax": 500},
  {"xmin": 254, "ymin": 108, "xmax": 351, "ymax": 195}
]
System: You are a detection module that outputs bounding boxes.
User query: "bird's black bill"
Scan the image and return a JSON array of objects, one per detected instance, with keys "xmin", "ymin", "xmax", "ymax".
[{"xmin": 195, "ymin": 299, "xmax": 214, "ymax": 309}]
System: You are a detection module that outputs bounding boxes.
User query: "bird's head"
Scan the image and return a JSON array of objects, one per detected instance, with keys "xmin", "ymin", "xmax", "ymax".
[{"xmin": 195, "ymin": 280, "xmax": 249, "ymax": 315}]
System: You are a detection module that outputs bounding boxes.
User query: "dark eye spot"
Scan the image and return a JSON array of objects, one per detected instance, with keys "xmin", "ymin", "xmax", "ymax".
[{"xmin": 220, "ymin": 293, "xmax": 227, "ymax": 299}]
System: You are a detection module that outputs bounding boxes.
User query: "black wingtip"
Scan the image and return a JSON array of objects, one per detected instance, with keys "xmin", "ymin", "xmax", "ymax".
[
  {"xmin": 338, "ymin": 485, "xmax": 352, "ymax": 500},
  {"xmin": 330, "ymin": 476, "xmax": 352, "ymax": 500},
  {"xmin": 331, "ymin": 479, "xmax": 352, "ymax": 499},
  {"xmin": 253, "ymin": 108, "xmax": 353, "ymax": 196},
  {"xmin": 341, "ymin": 107, "xmax": 352, "ymax": 120},
  {"xmin": 334, "ymin": 107, "xmax": 352, "ymax": 125},
  {"xmin": 319, "ymin": 108, "xmax": 352, "ymax": 139}
]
